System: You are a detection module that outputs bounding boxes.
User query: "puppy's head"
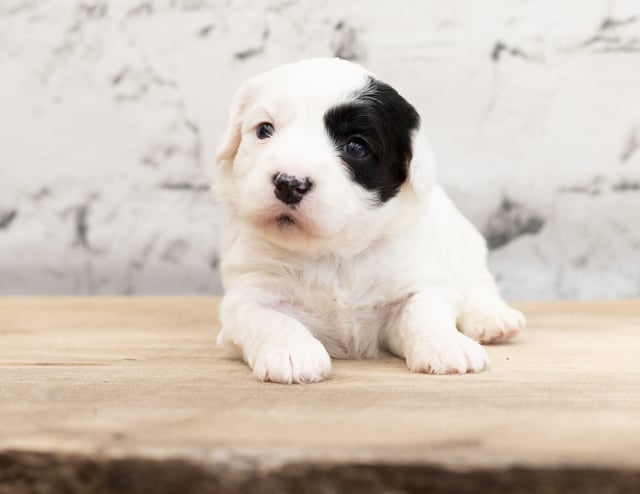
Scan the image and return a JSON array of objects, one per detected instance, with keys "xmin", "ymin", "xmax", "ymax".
[{"xmin": 216, "ymin": 58, "xmax": 435, "ymax": 253}]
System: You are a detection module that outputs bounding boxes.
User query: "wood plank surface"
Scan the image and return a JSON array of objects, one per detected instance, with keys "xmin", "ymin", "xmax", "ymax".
[{"xmin": 1, "ymin": 297, "xmax": 640, "ymax": 493}]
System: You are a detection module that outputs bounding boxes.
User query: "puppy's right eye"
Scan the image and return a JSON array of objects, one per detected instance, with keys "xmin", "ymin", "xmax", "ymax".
[
  {"xmin": 256, "ymin": 122, "xmax": 274, "ymax": 139},
  {"xmin": 344, "ymin": 138, "xmax": 369, "ymax": 158}
]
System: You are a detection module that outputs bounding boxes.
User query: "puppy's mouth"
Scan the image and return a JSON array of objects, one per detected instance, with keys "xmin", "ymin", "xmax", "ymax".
[{"xmin": 275, "ymin": 214, "xmax": 297, "ymax": 228}]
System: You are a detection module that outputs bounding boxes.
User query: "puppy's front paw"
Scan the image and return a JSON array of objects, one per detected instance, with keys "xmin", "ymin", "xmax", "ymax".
[
  {"xmin": 405, "ymin": 332, "xmax": 489, "ymax": 374},
  {"xmin": 251, "ymin": 335, "xmax": 332, "ymax": 384},
  {"xmin": 460, "ymin": 301, "xmax": 525, "ymax": 344}
]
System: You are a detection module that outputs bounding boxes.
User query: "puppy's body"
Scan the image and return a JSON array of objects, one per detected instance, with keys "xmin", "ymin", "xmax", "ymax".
[{"xmin": 216, "ymin": 58, "xmax": 524, "ymax": 383}]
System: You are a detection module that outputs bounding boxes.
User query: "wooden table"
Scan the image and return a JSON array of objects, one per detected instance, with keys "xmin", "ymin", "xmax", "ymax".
[{"xmin": 1, "ymin": 298, "xmax": 639, "ymax": 493}]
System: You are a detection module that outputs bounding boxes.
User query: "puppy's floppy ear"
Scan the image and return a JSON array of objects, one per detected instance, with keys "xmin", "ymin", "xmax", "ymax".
[
  {"xmin": 407, "ymin": 130, "xmax": 436, "ymax": 199},
  {"xmin": 216, "ymin": 78, "xmax": 256, "ymax": 166}
]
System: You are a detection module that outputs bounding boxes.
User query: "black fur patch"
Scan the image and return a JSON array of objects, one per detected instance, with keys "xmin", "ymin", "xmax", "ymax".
[{"xmin": 324, "ymin": 77, "xmax": 420, "ymax": 202}]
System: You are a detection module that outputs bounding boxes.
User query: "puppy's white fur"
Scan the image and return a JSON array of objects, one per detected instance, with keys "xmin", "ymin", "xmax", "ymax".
[{"xmin": 215, "ymin": 58, "xmax": 525, "ymax": 384}]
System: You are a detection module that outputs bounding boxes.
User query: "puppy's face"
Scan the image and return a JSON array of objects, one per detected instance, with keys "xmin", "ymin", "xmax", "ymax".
[{"xmin": 216, "ymin": 58, "xmax": 434, "ymax": 253}]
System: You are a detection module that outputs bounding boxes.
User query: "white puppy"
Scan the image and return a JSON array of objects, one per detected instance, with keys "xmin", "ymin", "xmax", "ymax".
[{"xmin": 215, "ymin": 57, "xmax": 525, "ymax": 384}]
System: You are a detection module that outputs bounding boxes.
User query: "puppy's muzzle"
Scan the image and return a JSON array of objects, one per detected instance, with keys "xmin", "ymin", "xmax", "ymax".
[{"xmin": 272, "ymin": 173, "xmax": 313, "ymax": 206}]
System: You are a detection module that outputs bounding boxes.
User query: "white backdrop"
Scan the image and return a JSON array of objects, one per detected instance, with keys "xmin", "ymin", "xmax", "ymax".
[{"xmin": 1, "ymin": 0, "xmax": 639, "ymax": 299}]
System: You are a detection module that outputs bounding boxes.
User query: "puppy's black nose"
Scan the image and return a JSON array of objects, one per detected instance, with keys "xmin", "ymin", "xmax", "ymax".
[{"xmin": 272, "ymin": 173, "xmax": 312, "ymax": 205}]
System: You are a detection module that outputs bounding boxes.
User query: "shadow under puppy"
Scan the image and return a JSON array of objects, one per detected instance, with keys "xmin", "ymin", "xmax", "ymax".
[{"xmin": 215, "ymin": 57, "xmax": 525, "ymax": 384}]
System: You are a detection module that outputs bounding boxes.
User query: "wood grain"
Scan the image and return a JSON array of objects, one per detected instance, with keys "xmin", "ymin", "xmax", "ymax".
[{"xmin": 1, "ymin": 297, "xmax": 639, "ymax": 493}]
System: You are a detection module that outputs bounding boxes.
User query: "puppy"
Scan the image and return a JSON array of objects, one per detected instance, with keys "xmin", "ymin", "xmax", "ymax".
[{"xmin": 215, "ymin": 58, "xmax": 525, "ymax": 384}]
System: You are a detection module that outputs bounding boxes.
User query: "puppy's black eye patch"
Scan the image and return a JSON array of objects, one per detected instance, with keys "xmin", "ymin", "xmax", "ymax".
[
  {"xmin": 256, "ymin": 122, "xmax": 274, "ymax": 139},
  {"xmin": 324, "ymin": 77, "xmax": 420, "ymax": 203}
]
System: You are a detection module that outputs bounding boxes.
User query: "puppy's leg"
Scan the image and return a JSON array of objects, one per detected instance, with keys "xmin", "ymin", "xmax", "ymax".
[
  {"xmin": 218, "ymin": 293, "xmax": 332, "ymax": 384},
  {"xmin": 457, "ymin": 278, "xmax": 526, "ymax": 344},
  {"xmin": 384, "ymin": 291, "xmax": 490, "ymax": 374}
]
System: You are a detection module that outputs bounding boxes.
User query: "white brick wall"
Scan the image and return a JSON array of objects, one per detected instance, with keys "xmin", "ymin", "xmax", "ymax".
[{"xmin": 1, "ymin": 0, "xmax": 639, "ymax": 298}]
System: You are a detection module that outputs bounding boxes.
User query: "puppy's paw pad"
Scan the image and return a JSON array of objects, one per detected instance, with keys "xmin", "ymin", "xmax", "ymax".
[
  {"xmin": 460, "ymin": 303, "xmax": 525, "ymax": 344},
  {"xmin": 405, "ymin": 333, "xmax": 489, "ymax": 375},
  {"xmin": 251, "ymin": 337, "xmax": 332, "ymax": 384}
]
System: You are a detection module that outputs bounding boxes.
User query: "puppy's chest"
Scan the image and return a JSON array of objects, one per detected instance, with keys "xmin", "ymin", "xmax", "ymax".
[{"xmin": 281, "ymin": 260, "xmax": 397, "ymax": 358}]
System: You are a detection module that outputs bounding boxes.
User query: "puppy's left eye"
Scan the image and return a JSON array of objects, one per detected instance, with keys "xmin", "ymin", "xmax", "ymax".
[
  {"xmin": 256, "ymin": 122, "xmax": 274, "ymax": 139},
  {"xmin": 344, "ymin": 138, "xmax": 369, "ymax": 158}
]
